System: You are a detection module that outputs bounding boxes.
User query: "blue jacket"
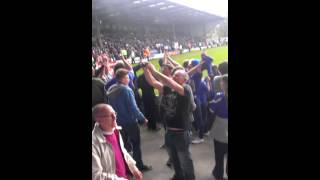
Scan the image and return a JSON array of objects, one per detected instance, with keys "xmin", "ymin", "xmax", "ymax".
[
  {"xmin": 106, "ymin": 83, "xmax": 145, "ymax": 126},
  {"xmin": 208, "ymin": 92, "xmax": 228, "ymax": 119},
  {"xmin": 202, "ymin": 55, "xmax": 214, "ymax": 76},
  {"xmin": 190, "ymin": 72, "xmax": 209, "ymax": 105}
]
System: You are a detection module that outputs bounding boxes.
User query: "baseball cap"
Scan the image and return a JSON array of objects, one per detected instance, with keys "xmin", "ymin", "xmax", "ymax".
[{"xmin": 191, "ymin": 59, "xmax": 200, "ymax": 67}]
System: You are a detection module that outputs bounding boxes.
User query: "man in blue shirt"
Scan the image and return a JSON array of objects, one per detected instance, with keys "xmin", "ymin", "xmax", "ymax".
[
  {"xmin": 105, "ymin": 61, "xmax": 135, "ymax": 92},
  {"xmin": 104, "ymin": 58, "xmax": 143, "ymax": 114},
  {"xmin": 188, "ymin": 59, "xmax": 209, "ymax": 144},
  {"xmin": 106, "ymin": 68, "xmax": 152, "ymax": 172}
]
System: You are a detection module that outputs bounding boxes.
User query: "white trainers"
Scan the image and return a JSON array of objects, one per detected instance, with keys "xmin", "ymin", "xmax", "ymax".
[
  {"xmin": 204, "ymin": 132, "xmax": 210, "ymax": 136},
  {"xmin": 192, "ymin": 138, "xmax": 204, "ymax": 144}
]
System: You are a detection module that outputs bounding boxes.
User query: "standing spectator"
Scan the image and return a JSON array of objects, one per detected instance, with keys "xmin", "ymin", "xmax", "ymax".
[
  {"xmin": 140, "ymin": 49, "xmax": 144, "ymax": 61},
  {"xmin": 204, "ymin": 61, "xmax": 228, "ymax": 134},
  {"xmin": 158, "ymin": 62, "xmax": 174, "ymax": 133},
  {"xmin": 137, "ymin": 71, "xmax": 159, "ymax": 131},
  {"xmin": 130, "ymin": 47, "xmax": 136, "ymax": 64},
  {"xmin": 209, "ymin": 74, "xmax": 228, "ymax": 180},
  {"xmin": 105, "ymin": 57, "xmax": 136, "ymax": 92},
  {"xmin": 144, "ymin": 63, "xmax": 195, "ymax": 180},
  {"xmin": 188, "ymin": 42, "xmax": 192, "ymax": 52},
  {"xmin": 126, "ymin": 47, "xmax": 131, "ymax": 60},
  {"xmin": 92, "ymin": 70, "xmax": 106, "ymax": 130},
  {"xmin": 172, "ymin": 66, "xmax": 197, "ymax": 137},
  {"xmin": 143, "ymin": 47, "xmax": 151, "ymax": 61},
  {"xmin": 187, "ymin": 59, "xmax": 209, "ymax": 144},
  {"xmin": 213, "ymin": 61, "xmax": 228, "ymax": 93},
  {"xmin": 106, "ymin": 69, "xmax": 152, "ymax": 172},
  {"xmin": 203, "ymin": 64, "xmax": 220, "ymax": 135}
]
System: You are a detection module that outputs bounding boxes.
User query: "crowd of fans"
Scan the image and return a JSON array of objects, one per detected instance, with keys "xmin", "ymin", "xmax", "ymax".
[
  {"xmin": 92, "ymin": 47, "xmax": 228, "ymax": 180},
  {"xmin": 92, "ymin": 31, "xmax": 219, "ymax": 63}
]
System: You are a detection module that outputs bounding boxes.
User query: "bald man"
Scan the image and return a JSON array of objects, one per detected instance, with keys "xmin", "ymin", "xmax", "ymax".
[
  {"xmin": 143, "ymin": 63, "xmax": 195, "ymax": 180},
  {"xmin": 92, "ymin": 104, "xmax": 143, "ymax": 180}
]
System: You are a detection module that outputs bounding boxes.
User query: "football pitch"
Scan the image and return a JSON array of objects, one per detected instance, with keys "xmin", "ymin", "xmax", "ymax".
[{"xmin": 135, "ymin": 46, "xmax": 228, "ymax": 76}]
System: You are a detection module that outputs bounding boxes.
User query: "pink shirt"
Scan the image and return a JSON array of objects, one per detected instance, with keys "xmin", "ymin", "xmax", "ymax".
[{"xmin": 104, "ymin": 132, "xmax": 128, "ymax": 179}]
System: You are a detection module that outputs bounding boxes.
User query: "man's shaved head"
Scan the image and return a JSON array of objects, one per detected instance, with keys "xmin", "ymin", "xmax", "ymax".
[
  {"xmin": 173, "ymin": 69, "xmax": 189, "ymax": 85},
  {"xmin": 92, "ymin": 104, "xmax": 117, "ymax": 131},
  {"xmin": 92, "ymin": 104, "xmax": 113, "ymax": 122}
]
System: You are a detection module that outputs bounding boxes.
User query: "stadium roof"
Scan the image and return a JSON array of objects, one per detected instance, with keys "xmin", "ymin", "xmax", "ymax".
[{"xmin": 93, "ymin": 0, "xmax": 223, "ymax": 25}]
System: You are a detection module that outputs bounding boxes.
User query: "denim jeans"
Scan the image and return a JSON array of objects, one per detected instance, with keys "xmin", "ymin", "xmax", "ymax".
[{"xmin": 165, "ymin": 130, "xmax": 195, "ymax": 180}]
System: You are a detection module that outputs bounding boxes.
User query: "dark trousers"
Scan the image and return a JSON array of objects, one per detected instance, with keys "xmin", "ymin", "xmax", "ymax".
[
  {"xmin": 165, "ymin": 130, "xmax": 195, "ymax": 180},
  {"xmin": 160, "ymin": 106, "xmax": 167, "ymax": 131},
  {"xmin": 134, "ymin": 90, "xmax": 144, "ymax": 114},
  {"xmin": 205, "ymin": 108, "xmax": 215, "ymax": 133},
  {"xmin": 213, "ymin": 139, "xmax": 228, "ymax": 179},
  {"xmin": 143, "ymin": 98, "xmax": 157, "ymax": 130},
  {"xmin": 200, "ymin": 102, "xmax": 208, "ymax": 133},
  {"xmin": 193, "ymin": 98, "xmax": 206, "ymax": 139},
  {"xmin": 120, "ymin": 123, "xmax": 144, "ymax": 169},
  {"xmin": 131, "ymin": 57, "xmax": 135, "ymax": 64}
]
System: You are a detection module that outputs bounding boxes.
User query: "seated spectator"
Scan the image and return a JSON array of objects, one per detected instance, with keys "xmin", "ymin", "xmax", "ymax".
[{"xmin": 92, "ymin": 104, "xmax": 143, "ymax": 180}]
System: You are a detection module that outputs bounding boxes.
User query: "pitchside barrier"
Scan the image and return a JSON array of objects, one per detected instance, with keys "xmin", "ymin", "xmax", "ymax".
[{"xmin": 124, "ymin": 46, "xmax": 216, "ymax": 64}]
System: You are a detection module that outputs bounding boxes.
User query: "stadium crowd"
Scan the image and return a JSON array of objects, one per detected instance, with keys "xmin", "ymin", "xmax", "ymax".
[
  {"xmin": 92, "ymin": 46, "xmax": 228, "ymax": 180},
  {"xmin": 92, "ymin": 31, "xmax": 220, "ymax": 64}
]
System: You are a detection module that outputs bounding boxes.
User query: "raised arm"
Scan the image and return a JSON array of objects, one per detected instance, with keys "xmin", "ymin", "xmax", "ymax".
[
  {"xmin": 163, "ymin": 50, "xmax": 169, "ymax": 65},
  {"xmin": 167, "ymin": 55, "xmax": 181, "ymax": 67},
  {"xmin": 120, "ymin": 55, "xmax": 133, "ymax": 71},
  {"xmin": 101, "ymin": 55, "xmax": 110, "ymax": 75},
  {"xmin": 143, "ymin": 67, "xmax": 164, "ymax": 94},
  {"xmin": 133, "ymin": 63, "xmax": 143, "ymax": 77},
  {"xmin": 147, "ymin": 63, "xmax": 185, "ymax": 96},
  {"xmin": 187, "ymin": 60, "xmax": 205, "ymax": 76}
]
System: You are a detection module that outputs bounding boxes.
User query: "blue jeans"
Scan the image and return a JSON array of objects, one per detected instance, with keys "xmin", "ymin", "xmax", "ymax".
[{"xmin": 165, "ymin": 130, "xmax": 195, "ymax": 180}]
